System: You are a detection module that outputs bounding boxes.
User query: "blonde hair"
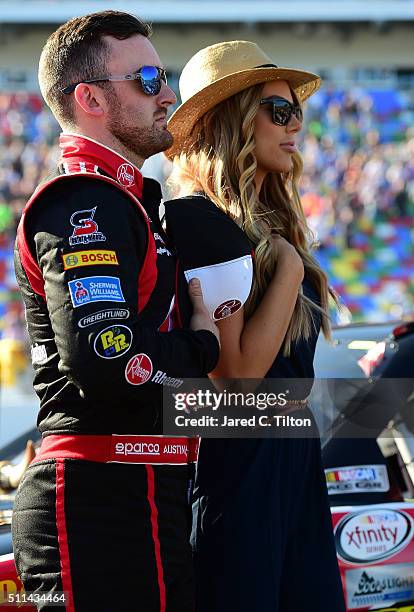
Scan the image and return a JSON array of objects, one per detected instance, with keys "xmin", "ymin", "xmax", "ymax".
[{"xmin": 169, "ymin": 84, "xmax": 336, "ymax": 355}]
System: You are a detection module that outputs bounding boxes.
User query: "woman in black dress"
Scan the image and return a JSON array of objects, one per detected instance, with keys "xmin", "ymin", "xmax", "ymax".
[{"xmin": 164, "ymin": 40, "xmax": 346, "ymax": 612}]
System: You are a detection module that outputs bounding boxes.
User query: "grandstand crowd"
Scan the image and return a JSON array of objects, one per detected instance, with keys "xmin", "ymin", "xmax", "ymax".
[{"xmin": 1, "ymin": 85, "xmax": 414, "ymax": 349}]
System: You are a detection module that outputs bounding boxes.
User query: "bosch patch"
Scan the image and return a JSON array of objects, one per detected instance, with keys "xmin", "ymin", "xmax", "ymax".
[{"xmin": 63, "ymin": 250, "xmax": 118, "ymax": 270}]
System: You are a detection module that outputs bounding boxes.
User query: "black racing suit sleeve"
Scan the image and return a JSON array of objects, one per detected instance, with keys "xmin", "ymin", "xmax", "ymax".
[{"xmin": 26, "ymin": 176, "xmax": 219, "ymax": 401}]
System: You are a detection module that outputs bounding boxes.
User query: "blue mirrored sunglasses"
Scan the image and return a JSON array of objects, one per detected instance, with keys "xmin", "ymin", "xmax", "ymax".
[{"xmin": 61, "ymin": 65, "xmax": 167, "ymax": 96}]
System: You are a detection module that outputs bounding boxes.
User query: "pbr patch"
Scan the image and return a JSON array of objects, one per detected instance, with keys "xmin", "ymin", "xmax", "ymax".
[
  {"xmin": 214, "ymin": 299, "xmax": 242, "ymax": 320},
  {"xmin": 63, "ymin": 250, "xmax": 118, "ymax": 270},
  {"xmin": 325, "ymin": 464, "xmax": 390, "ymax": 495},
  {"xmin": 125, "ymin": 353, "xmax": 153, "ymax": 385},
  {"xmin": 68, "ymin": 276, "xmax": 125, "ymax": 308},
  {"xmin": 78, "ymin": 308, "xmax": 130, "ymax": 328},
  {"xmin": 93, "ymin": 325, "xmax": 132, "ymax": 359},
  {"xmin": 69, "ymin": 207, "xmax": 106, "ymax": 246}
]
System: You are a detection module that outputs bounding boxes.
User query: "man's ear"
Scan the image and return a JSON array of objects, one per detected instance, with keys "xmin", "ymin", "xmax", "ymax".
[{"xmin": 73, "ymin": 83, "xmax": 106, "ymax": 118}]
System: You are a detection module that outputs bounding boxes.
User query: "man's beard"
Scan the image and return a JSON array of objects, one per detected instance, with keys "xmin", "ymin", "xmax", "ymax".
[{"xmin": 106, "ymin": 89, "xmax": 173, "ymax": 161}]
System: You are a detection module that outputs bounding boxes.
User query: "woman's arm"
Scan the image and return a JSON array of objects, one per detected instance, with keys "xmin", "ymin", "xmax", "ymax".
[{"xmin": 211, "ymin": 237, "xmax": 304, "ymax": 378}]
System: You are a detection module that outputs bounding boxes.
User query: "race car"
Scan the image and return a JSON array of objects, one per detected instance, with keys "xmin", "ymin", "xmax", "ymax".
[{"xmin": 318, "ymin": 320, "xmax": 414, "ymax": 611}]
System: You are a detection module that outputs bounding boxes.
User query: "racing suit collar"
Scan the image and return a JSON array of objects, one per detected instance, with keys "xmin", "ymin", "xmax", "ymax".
[{"xmin": 59, "ymin": 133, "xmax": 144, "ymax": 200}]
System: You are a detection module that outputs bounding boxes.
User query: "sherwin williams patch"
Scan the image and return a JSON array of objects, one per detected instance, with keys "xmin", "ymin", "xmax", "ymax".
[
  {"xmin": 63, "ymin": 250, "xmax": 119, "ymax": 270},
  {"xmin": 68, "ymin": 276, "xmax": 125, "ymax": 308}
]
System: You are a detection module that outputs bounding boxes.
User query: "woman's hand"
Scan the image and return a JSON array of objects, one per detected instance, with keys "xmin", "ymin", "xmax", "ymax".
[
  {"xmin": 188, "ymin": 278, "xmax": 220, "ymax": 346},
  {"xmin": 270, "ymin": 233, "xmax": 304, "ymax": 282}
]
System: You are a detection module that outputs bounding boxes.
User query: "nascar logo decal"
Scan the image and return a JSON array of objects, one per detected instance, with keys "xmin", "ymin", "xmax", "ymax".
[
  {"xmin": 325, "ymin": 464, "xmax": 390, "ymax": 495},
  {"xmin": 69, "ymin": 207, "xmax": 106, "ymax": 246},
  {"xmin": 335, "ymin": 508, "xmax": 413, "ymax": 564},
  {"xmin": 94, "ymin": 325, "xmax": 132, "ymax": 359},
  {"xmin": 63, "ymin": 250, "xmax": 119, "ymax": 270},
  {"xmin": 125, "ymin": 353, "xmax": 153, "ymax": 385},
  {"xmin": 68, "ymin": 276, "xmax": 125, "ymax": 308},
  {"xmin": 213, "ymin": 299, "xmax": 242, "ymax": 321}
]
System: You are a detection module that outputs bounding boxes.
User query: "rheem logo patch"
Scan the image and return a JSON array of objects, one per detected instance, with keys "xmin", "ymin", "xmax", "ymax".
[
  {"xmin": 117, "ymin": 163, "xmax": 135, "ymax": 187},
  {"xmin": 125, "ymin": 354, "xmax": 153, "ymax": 385},
  {"xmin": 213, "ymin": 299, "xmax": 242, "ymax": 320}
]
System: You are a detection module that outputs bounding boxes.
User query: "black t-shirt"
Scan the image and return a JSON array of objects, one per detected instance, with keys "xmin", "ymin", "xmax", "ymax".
[{"xmin": 165, "ymin": 194, "xmax": 323, "ymax": 508}]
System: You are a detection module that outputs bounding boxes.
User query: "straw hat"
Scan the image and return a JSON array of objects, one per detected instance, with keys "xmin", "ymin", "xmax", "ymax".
[{"xmin": 165, "ymin": 40, "xmax": 321, "ymax": 159}]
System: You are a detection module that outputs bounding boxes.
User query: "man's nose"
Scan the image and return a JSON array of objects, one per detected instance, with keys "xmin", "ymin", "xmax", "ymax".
[{"xmin": 158, "ymin": 82, "xmax": 177, "ymax": 107}]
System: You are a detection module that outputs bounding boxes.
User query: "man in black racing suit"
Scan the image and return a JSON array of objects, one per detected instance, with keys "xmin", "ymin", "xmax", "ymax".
[{"xmin": 12, "ymin": 11, "xmax": 219, "ymax": 612}]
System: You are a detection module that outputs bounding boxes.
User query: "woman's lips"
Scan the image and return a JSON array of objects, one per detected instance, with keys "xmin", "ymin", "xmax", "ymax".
[{"xmin": 280, "ymin": 142, "xmax": 296, "ymax": 153}]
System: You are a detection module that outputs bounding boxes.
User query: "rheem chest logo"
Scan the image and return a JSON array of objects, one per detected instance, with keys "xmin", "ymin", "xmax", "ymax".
[
  {"xmin": 117, "ymin": 163, "xmax": 135, "ymax": 187},
  {"xmin": 69, "ymin": 207, "xmax": 106, "ymax": 246},
  {"xmin": 125, "ymin": 354, "xmax": 153, "ymax": 385}
]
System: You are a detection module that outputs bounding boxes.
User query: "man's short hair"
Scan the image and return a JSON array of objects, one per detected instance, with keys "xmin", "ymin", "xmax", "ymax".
[{"xmin": 38, "ymin": 10, "xmax": 151, "ymax": 127}]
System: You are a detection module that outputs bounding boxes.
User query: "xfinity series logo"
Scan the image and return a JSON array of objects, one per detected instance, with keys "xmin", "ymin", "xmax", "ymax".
[
  {"xmin": 69, "ymin": 207, "xmax": 106, "ymax": 246},
  {"xmin": 117, "ymin": 163, "xmax": 135, "ymax": 187},
  {"xmin": 335, "ymin": 509, "xmax": 413, "ymax": 564}
]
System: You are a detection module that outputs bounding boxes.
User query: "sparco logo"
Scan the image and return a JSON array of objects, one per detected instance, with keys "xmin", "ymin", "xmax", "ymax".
[
  {"xmin": 115, "ymin": 442, "xmax": 160, "ymax": 456},
  {"xmin": 335, "ymin": 509, "xmax": 413, "ymax": 564},
  {"xmin": 117, "ymin": 163, "xmax": 135, "ymax": 187},
  {"xmin": 125, "ymin": 353, "xmax": 153, "ymax": 385},
  {"xmin": 213, "ymin": 299, "xmax": 242, "ymax": 321}
]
